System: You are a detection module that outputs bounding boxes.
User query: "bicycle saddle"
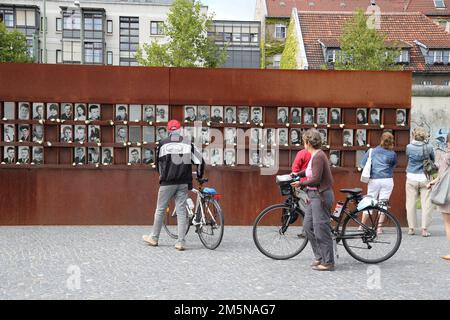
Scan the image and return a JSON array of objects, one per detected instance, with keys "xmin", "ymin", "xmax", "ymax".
[
  {"xmin": 340, "ymin": 188, "xmax": 363, "ymax": 195},
  {"xmin": 202, "ymin": 187, "xmax": 217, "ymax": 195}
]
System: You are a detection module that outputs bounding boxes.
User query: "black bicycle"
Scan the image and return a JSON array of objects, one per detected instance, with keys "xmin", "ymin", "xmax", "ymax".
[{"xmin": 252, "ymin": 174, "xmax": 402, "ymax": 264}]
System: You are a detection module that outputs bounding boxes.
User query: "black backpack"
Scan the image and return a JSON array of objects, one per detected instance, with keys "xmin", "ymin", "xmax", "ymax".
[{"xmin": 423, "ymin": 144, "xmax": 438, "ymax": 180}]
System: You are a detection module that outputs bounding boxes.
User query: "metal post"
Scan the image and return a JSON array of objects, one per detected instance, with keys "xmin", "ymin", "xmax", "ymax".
[{"xmin": 43, "ymin": 0, "xmax": 47, "ymax": 63}]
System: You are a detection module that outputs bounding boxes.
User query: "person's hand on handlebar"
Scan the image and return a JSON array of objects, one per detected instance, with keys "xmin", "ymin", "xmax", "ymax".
[{"xmin": 290, "ymin": 173, "xmax": 301, "ymax": 188}]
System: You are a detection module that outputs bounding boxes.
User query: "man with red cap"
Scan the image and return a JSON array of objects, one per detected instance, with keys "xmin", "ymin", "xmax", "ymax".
[{"xmin": 143, "ymin": 119, "xmax": 204, "ymax": 251}]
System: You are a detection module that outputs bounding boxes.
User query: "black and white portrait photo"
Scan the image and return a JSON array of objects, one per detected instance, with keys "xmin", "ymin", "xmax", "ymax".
[
  {"xmin": 3, "ymin": 102, "xmax": 15, "ymax": 119},
  {"xmin": 210, "ymin": 148, "xmax": 223, "ymax": 165},
  {"xmin": 129, "ymin": 104, "xmax": 142, "ymax": 122},
  {"xmin": 356, "ymin": 129, "xmax": 367, "ymax": 146},
  {"xmin": 278, "ymin": 128, "xmax": 289, "ymax": 145},
  {"xmin": 143, "ymin": 105, "xmax": 155, "ymax": 122},
  {"xmin": 318, "ymin": 129, "xmax": 328, "ymax": 145},
  {"xmin": 396, "ymin": 109, "xmax": 407, "ymax": 126},
  {"xmin": 33, "ymin": 103, "xmax": 45, "ymax": 120},
  {"xmin": 88, "ymin": 125, "xmax": 101, "ymax": 142},
  {"xmin": 201, "ymin": 128, "xmax": 210, "ymax": 144},
  {"xmin": 18, "ymin": 102, "xmax": 30, "ymax": 120},
  {"xmin": 156, "ymin": 126, "xmax": 168, "ymax": 141},
  {"xmin": 46, "ymin": 103, "xmax": 59, "ymax": 120},
  {"xmin": 115, "ymin": 125, "xmax": 128, "ymax": 143},
  {"xmin": 115, "ymin": 104, "xmax": 128, "ymax": 121},
  {"xmin": 264, "ymin": 128, "xmax": 276, "ymax": 146},
  {"xmin": 224, "ymin": 127, "xmax": 237, "ymax": 145},
  {"xmin": 143, "ymin": 126, "xmax": 155, "ymax": 143},
  {"xmin": 290, "ymin": 128, "xmax": 302, "ymax": 145},
  {"xmin": 88, "ymin": 104, "xmax": 101, "ymax": 120},
  {"xmin": 356, "ymin": 108, "xmax": 367, "ymax": 124},
  {"xmin": 249, "ymin": 128, "xmax": 261, "ymax": 146},
  {"xmin": 303, "ymin": 108, "xmax": 314, "ymax": 125},
  {"xmin": 18, "ymin": 146, "xmax": 30, "ymax": 164},
  {"xmin": 3, "ymin": 124, "xmax": 15, "ymax": 142},
  {"xmin": 32, "ymin": 146, "xmax": 44, "ymax": 165},
  {"xmin": 60, "ymin": 103, "xmax": 73, "ymax": 120},
  {"xmin": 263, "ymin": 150, "xmax": 276, "ymax": 167},
  {"xmin": 32, "ymin": 125, "xmax": 44, "ymax": 142},
  {"xmin": 88, "ymin": 147, "xmax": 100, "ymax": 164},
  {"xmin": 224, "ymin": 148, "xmax": 236, "ymax": 166},
  {"xmin": 237, "ymin": 106, "xmax": 250, "ymax": 124},
  {"xmin": 224, "ymin": 106, "xmax": 236, "ymax": 124},
  {"xmin": 74, "ymin": 125, "xmax": 87, "ymax": 143},
  {"xmin": 183, "ymin": 126, "xmax": 195, "ymax": 143},
  {"xmin": 291, "ymin": 108, "xmax": 302, "ymax": 124},
  {"xmin": 184, "ymin": 105, "xmax": 197, "ymax": 122},
  {"xmin": 277, "ymin": 107, "xmax": 289, "ymax": 124},
  {"xmin": 198, "ymin": 106, "xmax": 210, "ymax": 122},
  {"xmin": 3, "ymin": 146, "xmax": 15, "ymax": 163},
  {"xmin": 210, "ymin": 106, "xmax": 223, "ymax": 123},
  {"xmin": 202, "ymin": 149, "xmax": 210, "ymax": 165},
  {"xmin": 330, "ymin": 108, "xmax": 341, "ymax": 125},
  {"xmin": 329, "ymin": 150, "xmax": 341, "ymax": 167},
  {"xmin": 74, "ymin": 147, "xmax": 86, "ymax": 164},
  {"xmin": 142, "ymin": 148, "xmax": 154, "ymax": 164},
  {"xmin": 317, "ymin": 108, "xmax": 328, "ymax": 125},
  {"xmin": 251, "ymin": 107, "xmax": 263, "ymax": 125},
  {"xmin": 75, "ymin": 103, "xmax": 87, "ymax": 121},
  {"xmin": 61, "ymin": 125, "xmax": 73, "ymax": 142},
  {"xmin": 343, "ymin": 129, "xmax": 354, "ymax": 146},
  {"xmin": 129, "ymin": 147, "xmax": 141, "ymax": 164},
  {"xmin": 369, "ymin": 109, "xmax": 380, "ymax": 125},
  {"xmin": 129, "ymin": 126, "xmax": 142, "ymax": 143},
  {"xmin": 102, "ymin": 147, "xmax": 114, "ymax": 165},
  {"xmin": 18, "ymin": 125, "xmax": 31, "ymax": 142},
  {"xmin": 156, "ymin": 105, "xmax": 169, "ymax": 123},
  {"xmin": 249, "ymin": 150, "xmax": 260, "ymax": 166}
]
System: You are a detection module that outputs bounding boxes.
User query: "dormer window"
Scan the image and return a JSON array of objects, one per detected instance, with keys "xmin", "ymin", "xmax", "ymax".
[
  {"xmin": 395, "ymin": 49, "xmax": 410, "ymax": 64},
  {"xmin": 434, "ymin": 0, "xmax": 446, "ymax": 9},
  {"xmin": 326, "ymin": 49, "xmax": 339, "ymax": 63},
  {"xmin": 426, "ymin": 50, "xmax": 450, "ymax": 64}
]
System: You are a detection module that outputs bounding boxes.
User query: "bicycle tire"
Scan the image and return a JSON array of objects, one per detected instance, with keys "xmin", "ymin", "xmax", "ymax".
[
  {"xmin": 253, "ymin": 203, "xmax": 308, "ymax": 260},
  {"xmin": 341, "ymin": 206, "xmax": 402, "ymax": 264},
  {"xmin": 197, "ymin": 198, "xmax": 224, "ymax": 250},
  {"xmin": 162, "ymin": 206, "xmax": 192, "ymax": 239}
]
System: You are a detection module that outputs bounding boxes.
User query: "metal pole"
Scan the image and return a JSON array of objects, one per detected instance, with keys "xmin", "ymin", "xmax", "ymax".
[{"xmin": 43, "ymin": 0, "xmax": 47, "ymax": 63}]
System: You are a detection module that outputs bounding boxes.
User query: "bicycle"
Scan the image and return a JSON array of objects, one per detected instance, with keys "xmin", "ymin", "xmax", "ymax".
[
  {"xmin": 252, "ymin": 174, "xmax": 402, "ymax": 264},
  {"xmin": 163, "ymin": 176, "xmax": 224, "ymax": 250}
]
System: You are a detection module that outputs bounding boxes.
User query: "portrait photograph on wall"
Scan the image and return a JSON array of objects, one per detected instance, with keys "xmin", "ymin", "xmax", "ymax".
[
  {"xmin": 17, "ymin": 146, "xmax": 30, "ymax": 164},
  {"xmin": 129, "ymin": 126, "xmax": 142, "ymax": 143},
  {"xmin": 318, "ymin": 129, "xmax": 328, "ymax": 145},
  {"xmin": 184, "ymin": 105, "xmax": 197, "ymax": 122},
  {"xmin": 202, "ymin": 149, "xmax": 210, "ymax": 165},
  {"xmin": 143, "ymin": 126, "xmax": 155, "ymax": 143},
  {"xmin": 303, "ymin": 108, "xmax": 314, "ymax": 125},
  {"xmin": 396, "ymin": 109, "xmax": 407, "ymax": 126},
  {"xmin": 156, "ymin": 126, "xmax": 168, "ymax": 141},
  {"xmin": 115, "ymin": 104, "xmax": 128, "ymax": 121},
  {"xmin": 88, "ymin": 104, "xmax": 101, "ymax": 120},
  {"xmin": 197, "ymin": 106, "xmax": 210, "ymax": 122},
  {"xmin": 264, "ymin": 128, "xmax": 276, "ymax": 146},
  {"xmin": 343, "ymin": 129, "xmax": 354, "ymax": 146},
  {"xmin": 200, "ymin": 127, "xmax": 210, "ymax": 145},
  {"xmin": 32, "ymin": 124, "xmax": 44, "ymax": 142},
  {"xmin": 61, "ymin": 125, "xmax": 73, "ymax": 142},
  {"xmin": 317, "ymin": 108, "xmax": 328, "ymax": 125},
  {"xmin": 356, "ymin": 108, "xmax": 368, "ymax": 124},
  {"xmin": 33, "ymin": 103, "xmax": 45, "ymax": 120},
  {"xmin": 143, "ymin": 105, "xmax": 155, "ymax": 122},
  {"xmin": 277, "ymin": 128, "xmax": 289, "ymax": 145},
  {"xmin": 46, "ymin": 103, "xmax": 59, "ymax": 120},
  {"xmin": 210, "ymin": 148, "xmax": 223, "ymax": 165},
  {"xmin": 60, "ymin": 103, "xmax": 73, "ymax": 120},
  {"xmin": 129, "ymin": 147, "xmax": 141, "ymax": 164},
  {"xmin": 142, "ymin": 148, "xmax": 154, "ymax": 164},
  {"xmin": 210, "ymin": 106, "xmax": 223, "ymax": 123},
  {"xmin": 251, "ymin": 107, "xmax": 263, "ymax": 125},
  {"xmin": 290, "ymin": 128, "xmax": 302, "ymax": 145},
  {"xmin": 249, "ymin": 150, "xmax": 260, "ymax": 166},
  {"xmin": 356, "ymin": 129, "xmax": 367, "ymax": 146},
  {"xmin": 88, "ymin": 147, "xmax": 100, "ymax": 164},
  {"xmin": 250, "ymin": 128, "xmax": 262, "ymax": 146},
  {"xmin": 183, "ymin": 126, "xmax": 195, "ymax": 143},
  {"xmin": 18, "ymin": 124, "xmax": 31, "ymax": 142},
  {"xmin": 224, "ymin": 148, "xmax": 236, "ymax": 166},
  {"xmin": 3, "ymin": 146, "xmax": 15, "ymax": 163},
  {"xmin": 102, "ymin": 147, "xmax": 114, "ymax": 165},
  {"xmin": 156, "ymin": 105, "xmax": 169, "ymax": 123},
  {"xmin": 330, "ymin": 150, "xmax": 341, "ymax": 167},
  {"xmin": 32, "ymin": 146, "xmax": 44, "ymax": 165},
  {"xmin": 237, "ymin": 106, "xmax": 250, "ymax": 124},
  {"xmin": 130, "ymin": 104, "xmax": 142, "ymax": 122},
  {"xmin": 277, "ymin": 107, "xmax": 289, "ymax": 124},
  {"xmin": 262, "ymin": 150, "xmax": 276, "ymax": 167},
  {"xmin": 73, "ymin": 147, "xmax": 86, "ymax": 164},
  {"xmin": 18, "ymin": 102, "xmax": 30, "ymax": 120},
  {"xmin": 4, "ymin": 124, "xmax": 15, "ymax": 142},
  {"xmin": 224, "ymin": 127, "xmax": 237, "ymax": 145},
  {"xmin": 291, "ymin": 107, "xmax": 302, "ymax": 124},
  {"xmin": 330, "ymin": 108, "xmax": 341, "ymax": 124},
  {"xmin": 3, "ymin": 102, "xmax": 15, "ymax": 119},
  {"xmin": 75, "ymin": 103, "xmax": 87, "ymax": 120},
  {"xmin": 224, "ymin": 106, "xmax": 236, "ymax": 124},
  {"xmin": 369, "ymin": 108, "xmax": 381, "ymax": 124},
  {"xmin": 115, "ymin": 125, "xmax": 128, "ymax": 143},
  {"xmin": 74, "ymin": 125, "xmax": 87, "ymax": 143},
  {"xmin": 88, "ymin": 125, "xmax": 101, "ymax": 142}
]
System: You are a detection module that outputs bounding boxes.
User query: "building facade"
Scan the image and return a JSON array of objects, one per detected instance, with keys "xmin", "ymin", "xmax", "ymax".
[{"xmin": 0, "ymin": 0, "xmax": 208, "ymax": 66}]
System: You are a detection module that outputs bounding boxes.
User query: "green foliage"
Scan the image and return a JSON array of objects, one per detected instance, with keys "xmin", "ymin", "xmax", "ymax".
[
  {"xmin": 266, "ymin": 18, "xmax": 290, "ymax": 25},
  {"xmin": 136, "ymin": 0, "xmax": 227, "ymax": 67},
  {"xmin": 280, "ymin": 18, "xmax": 297, "ymax": 69},
  {"xmin": 335, "ymin": 9, "xmax": 403, "ymax": 71},
  {"xmin": 260, "ymin": 37, "xmax": 265, "ymax": 69},
  {"xmin": 0, "ymin": 22, "xmax": 33, "ymax": 63}
]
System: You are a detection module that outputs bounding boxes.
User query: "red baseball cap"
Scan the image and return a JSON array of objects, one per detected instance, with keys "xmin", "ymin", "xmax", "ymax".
[{"xmin": 167, "ymin": 119, "xmax": 181, "ymax": 132}]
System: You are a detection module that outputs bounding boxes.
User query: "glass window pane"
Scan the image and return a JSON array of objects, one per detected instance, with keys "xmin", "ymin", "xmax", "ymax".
[
  {"xmin": 16, "ymin": 10, "xmax": 26, "ymax": 25},
  {"xmin": 26, "ymin": 10, "xmax": 35, "ymax": 26},
  {"xmin": 94, "ymin": 18, "xmax": 102, "ymax": 31},
  {"xmin": 84, "ymin": 17, "xmax": 93, "ymax": 30},
  {"xmin": 107, "ymin": 20, "xmax": 113, "ymax": 33}
]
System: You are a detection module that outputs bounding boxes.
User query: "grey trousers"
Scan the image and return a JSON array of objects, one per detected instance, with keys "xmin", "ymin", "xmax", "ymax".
[
  {"xmin": 304, "ymin": 189, "xmax": 335, "ymax": 265},
  {"xmin": 151, "ymin": 184, "xmax": 189, "ymax": 245}
]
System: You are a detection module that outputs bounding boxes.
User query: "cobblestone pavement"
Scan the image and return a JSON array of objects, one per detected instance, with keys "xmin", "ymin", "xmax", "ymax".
[{"xmin": 1, "ymin": 211, "xmax": 449, "ymax": 300}]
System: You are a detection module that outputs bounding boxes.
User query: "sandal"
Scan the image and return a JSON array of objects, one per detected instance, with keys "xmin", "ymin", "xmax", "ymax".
[
  {"xmin": 422, "ymin": 229, "xmax": 431, "ymax": 237},
  {"xmin": 408, "ymin": 228, "xmax": 415, "ymax": 235}
]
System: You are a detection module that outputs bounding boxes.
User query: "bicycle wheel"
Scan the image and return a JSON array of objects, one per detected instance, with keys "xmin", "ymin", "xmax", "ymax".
[
  {"xmin": 163, "ymin": 205, "xmax": 192, "ymax": 239},
  {"xmin": 253, "ymin": 203, "xmax": 308, "ymax": 260},
  {"xmin": 197, "ymin": 198, "xmax": 224, "ymax": 250},
  {"xmin": 341, "ymin": 206, "xmax": 402, "ymax": 264}
]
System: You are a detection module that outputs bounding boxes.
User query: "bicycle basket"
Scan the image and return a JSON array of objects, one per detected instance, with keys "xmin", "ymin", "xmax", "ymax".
[{"xmin": 276, "ymin": 174, "xmax": 294, "ymax": 196}]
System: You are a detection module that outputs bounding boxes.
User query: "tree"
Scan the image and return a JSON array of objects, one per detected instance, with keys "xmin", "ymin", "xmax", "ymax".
[
  {"xmin": 136, "ymin": 0, "xmax": 227, "ymax": 68},
  {"xmin": 335, "ymin": 9, "xmax": 402, "ymax": 71},
  {"xmin": 0, "ymin": 22, "xmax": 33, "ymax": 63}
]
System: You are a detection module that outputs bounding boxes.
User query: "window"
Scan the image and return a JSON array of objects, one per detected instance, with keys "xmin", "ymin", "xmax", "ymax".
[
  {"xmin": 56, "ymin": 18, "xmax": 62, "ymax": 31},
  {"xmin": 422, "ymin": 80, "xmax": 433, "ymax": 85},
  {"xmin": 120, "ymin": 17, "xmax": 139, "ymax": 66},
  {"xmin": 107, "ymin": 51, "xmax": 113, "ymax": 65},
  {"xmin": 434, "ymin": 50, "xmax": 444, "ymax": 63},
  {"xmin": 275, "ymin": 24, "xmax": 286, "ymax": 39},
  {"xmin": 63, "ymin": 10, "xmax": 81, "ymax": 38},
  {"xmin": 40, "ymin": 17, "xmax": 47, "ymax": 32},
  {"xmin": 84, "ymin": 13, "xmax": 103, "ymax": 40},
  {"xmin": 63, "ymin": 40, "xmax": 81, "ymax": 63},
  {"xmin": 84, "ymin": 42, "xmax": 103, "ymax": 64},
  {"xmin": 232, "ymin": 33, "xmax": 241, "ymax": 42},
  {"xmin": 272, "ymin": 54, "xmax": 282, "ymax": 68},
  {"xmin": 434, "ymin": 0, "xmax": 446, "ymax": 8},
  {"xmin": 326, "ymin": 49, "xmax": 338, "ymax": 63},
  {"xmin": 395, "ymin": 50, "xmax": 410, "ymax": 63},
  {"xmin": 251, "ymin": 33, "xmax": 258, "ymax": 43},
  {"xmin": 0, "ymin": 9, "xmax": 14, "ymax": 27},
  {"xmin": 150, "ymin": 21, "xmax": 164, "ymax": 35},
  {"xmin": 56, "ymin": 50, "xmax": 62, "ymax": 63},
  {"xmin": 107, "ymin": 20, "xmax": 113, "ymax": 34},
  {"xmin": 444, "ymin": 80, "xmax": 450, "ymax": 86}
]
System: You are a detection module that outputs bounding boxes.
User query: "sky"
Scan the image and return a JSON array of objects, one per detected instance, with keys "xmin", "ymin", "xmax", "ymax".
[{"xmin": 201, "ymin": 0, "xmax": 257, "ymax": 21}]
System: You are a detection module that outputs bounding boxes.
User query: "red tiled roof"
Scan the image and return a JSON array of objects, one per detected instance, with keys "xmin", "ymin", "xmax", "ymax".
[
  {"xmin": 418, "ymin": 39, "xmax": 450, "ymax": 48},
  {"xmin": 266, "ymin": 0, "xmax": 450, "ymax": 17},
  {"xmin": 298, "ymin": 12, "xmax": 450, "ymax": 72}
]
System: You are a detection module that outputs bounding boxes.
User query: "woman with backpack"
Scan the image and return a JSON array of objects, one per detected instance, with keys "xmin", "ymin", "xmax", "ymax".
[{"xmin": 406, "ymin": 127, "xmax": 436, "ymax": 237}]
